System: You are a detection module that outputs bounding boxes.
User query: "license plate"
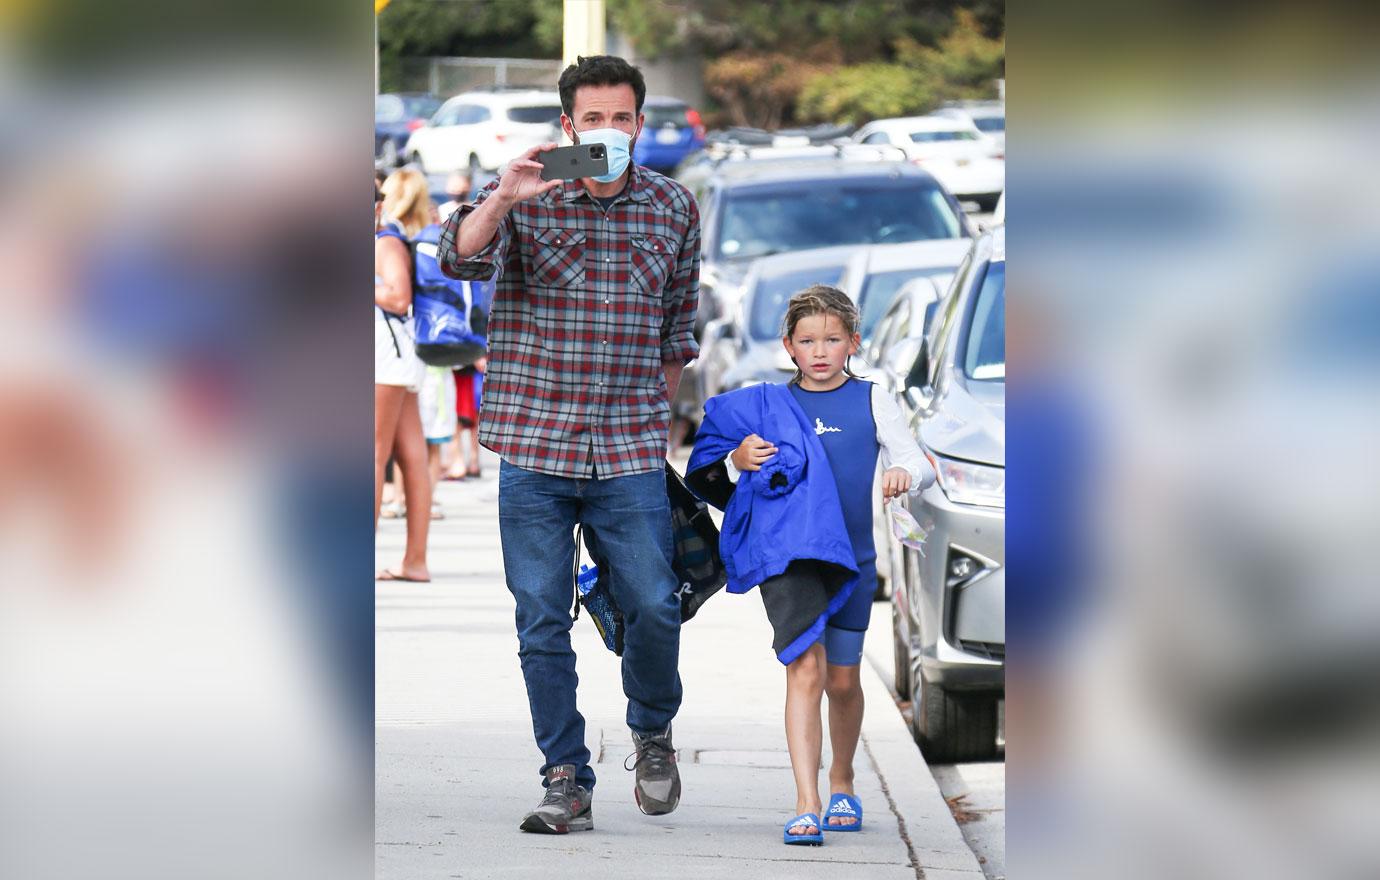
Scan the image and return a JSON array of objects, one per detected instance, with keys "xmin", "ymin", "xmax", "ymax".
[
  {"xmin": 956, "ymin": 158, "xmax": 970, "ymax": 167},
  {"xmin": 655, "ymin": 128, "xmax": 682, "ymax": 145}
]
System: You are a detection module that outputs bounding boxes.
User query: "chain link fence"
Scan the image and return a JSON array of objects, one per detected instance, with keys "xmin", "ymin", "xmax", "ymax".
[{"xmin": 390, "ymin": 57, "xmax": 564, "ymax": 96}]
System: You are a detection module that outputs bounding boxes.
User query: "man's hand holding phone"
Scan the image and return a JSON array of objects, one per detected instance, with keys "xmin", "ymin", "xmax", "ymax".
[{"xmin": 494, "ymin": 143, "xmax": 564, "ymax": 206}]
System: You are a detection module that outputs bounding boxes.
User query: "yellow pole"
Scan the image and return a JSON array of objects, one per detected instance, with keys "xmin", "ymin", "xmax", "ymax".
[
  {"xmin": 562, "ymin": 0, "xmax": 606, "ymax": 69},
  {"xmin": 561, "ymin": 1, "xmax": 605, "ymax": 143}
]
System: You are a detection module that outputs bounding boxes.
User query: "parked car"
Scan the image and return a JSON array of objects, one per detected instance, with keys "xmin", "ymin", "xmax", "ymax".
[
  {"xmin": 403, "ymin": 88, "xmax": 563, "ymax": 176},
  {"xmin": 836, "ymin": 239, "xmax": 972, "ymax": 349},
  {"xmin": 851, "ymin": 116, "xmax": 1005, "ymax": 211},
  {"xmin": 698, "ymin": 245, "xmax": 864, "ymax": 400},
  {"xmin": 633, "ymin": 96, "xmax": 706, "ymax": 173},
  {"xmin": 672, "ymin": 152, "xmax": 972, "ymax": 439},
  {"xmin": 863, "ymin": 276, "xmax": 946, "ymax": 378},
  {"xmin": 933, "ymin": 101, "xmax": 1006, "ymax": 153},
  {"xmin": 375, "ymin": 92, "xmax": 443, "ymax": 167},
  {"xmin": 888, "ymin": 226, "xmax": 1005, "ymax": 762}
]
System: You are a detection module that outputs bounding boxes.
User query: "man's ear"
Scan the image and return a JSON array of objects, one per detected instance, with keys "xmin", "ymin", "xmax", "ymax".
[{"xmin": 561, "ymin": 115, "xmax": 576, "ymax": 144}]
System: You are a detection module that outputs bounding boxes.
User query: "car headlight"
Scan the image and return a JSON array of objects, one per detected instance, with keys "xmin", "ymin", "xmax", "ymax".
[{"xmin": 927, "ymin": 451, "xmax": 1004, "ymax": 508}]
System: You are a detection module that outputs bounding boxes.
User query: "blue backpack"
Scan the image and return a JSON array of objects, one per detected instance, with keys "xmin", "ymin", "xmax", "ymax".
[{"xmin": 409, "ymin": 223, "xmax": 493, "ymax": 368}]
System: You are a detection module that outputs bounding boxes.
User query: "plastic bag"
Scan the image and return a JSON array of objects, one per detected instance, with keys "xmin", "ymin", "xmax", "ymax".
[{"xmin": 888, "ymin": 502, "xmax": 928, "ymax": 555}]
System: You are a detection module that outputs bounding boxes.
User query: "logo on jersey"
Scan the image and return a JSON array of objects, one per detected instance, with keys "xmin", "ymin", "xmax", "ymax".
[{"xmin": 815, "ymin": 418, "xmax": 842, "ymax": 436}]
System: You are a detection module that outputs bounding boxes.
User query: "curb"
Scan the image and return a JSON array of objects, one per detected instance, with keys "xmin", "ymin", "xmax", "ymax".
[{"xmin": 859, "ymin": 658, "xmax": 986, "ymax": 878}]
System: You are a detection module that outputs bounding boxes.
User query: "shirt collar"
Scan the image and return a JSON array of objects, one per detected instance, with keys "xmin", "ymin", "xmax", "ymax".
[{"xmin": 552, "ymin": 163, "xmax": 652, "ymax": 206}]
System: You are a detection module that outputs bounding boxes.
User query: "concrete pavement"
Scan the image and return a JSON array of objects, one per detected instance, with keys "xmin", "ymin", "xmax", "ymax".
[{"xmin": 376, "ymin": 449, "xmax": 985, "ymax": 879}]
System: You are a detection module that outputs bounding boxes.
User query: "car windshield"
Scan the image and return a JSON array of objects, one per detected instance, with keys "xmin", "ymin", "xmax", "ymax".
[
  {"xmin": 909, "ymin": 130, "xmax": 980, "ymax": 142},
  {"xmin": 717, "ymin": 181, "xmax": 962, "ymax": 261},
  {"xmin": 507, "ymin": 105, "xmax": 562, "ymax": 124},
  {"xmin": 973, "ymin": 116, "xmax": 1005, "ymax": 133},
  {"xmin": 747, "ymin": 265, "xmax": 847, "ymax": 341},
  {"xmin": 643, "ymin": 104, "xmax": 689, "ymax": 128},
  {"xmin": 858, "ymin": 270, "xmax": 938, "ymax": 340},
  {"xmin": 964, "ymin": 262, "xmax": 1005, "ymax": 381}
]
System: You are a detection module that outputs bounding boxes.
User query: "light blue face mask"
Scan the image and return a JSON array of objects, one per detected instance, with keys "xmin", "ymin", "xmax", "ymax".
[{"xmin": 573, "ymin": 126, "xmax": 636, "ymax": 183}]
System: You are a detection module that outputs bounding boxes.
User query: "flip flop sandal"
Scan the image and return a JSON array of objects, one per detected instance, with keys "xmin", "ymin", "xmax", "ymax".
[
  {"xmin": 783, "ymin": 812, "xmax": 823, "ymax": 846},
  {"xmin": 824, "ymin": 793, "xmax": 863, "ymax": 831},
  {"xmin": 376, "ymin": 570, "xmax": 431, "ymax": 583}
]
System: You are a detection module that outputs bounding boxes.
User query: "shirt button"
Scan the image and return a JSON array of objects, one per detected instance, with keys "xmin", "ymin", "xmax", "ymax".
[
  {"xmin": 605, "ymin": 258, "xmax": 611, "ymax": 263},
  {"xmin": 602, "ymin": 340, "xmax": 608, "ymax": 345},
  {"xmin": 604, "ymin": 298, "xmax": 610, "ymax": 304}
]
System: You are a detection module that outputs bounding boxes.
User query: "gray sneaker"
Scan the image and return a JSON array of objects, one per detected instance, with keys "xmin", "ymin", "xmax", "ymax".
[
  {"xmin": 519, "ymin": 765, "xmax": 593, "ymax": 834},
  {"xmin": 626, "ymin": 725, "xmax": 681, "ymax": 816}
]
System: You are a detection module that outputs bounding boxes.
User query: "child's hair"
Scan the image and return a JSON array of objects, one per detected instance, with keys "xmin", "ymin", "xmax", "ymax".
[
  {"xmin": 781, "ymin": 284, "xmax": 862, "ymax": 385},
  {"xmin": 380, "ymin": 168, "xmax": 435, "ymax": 238}
]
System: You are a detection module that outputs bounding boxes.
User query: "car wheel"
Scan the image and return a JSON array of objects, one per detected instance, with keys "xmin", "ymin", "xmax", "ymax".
[
  {"xmin": 911, "ymin": 674, "xmax": 999, "ymax": 763},
  {"xmin": 380, "ymin": 139, "xmax": 399, "ymax": 167},
  {"xmin": 891, "ymin": 602, "xmax": 912, "ymax": 700},
  {"xmin": 467, "ymin": 153, "xmax": 482, "ymax": 180}
]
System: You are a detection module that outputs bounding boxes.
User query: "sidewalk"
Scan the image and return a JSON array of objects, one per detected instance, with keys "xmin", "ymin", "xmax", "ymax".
[{"xmin": 376, "ymin": 450, "xmax": 984, "ymax": 879}]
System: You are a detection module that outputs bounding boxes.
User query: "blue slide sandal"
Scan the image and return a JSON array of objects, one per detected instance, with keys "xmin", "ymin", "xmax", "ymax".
[
  {"xmin": 824, "ymin": 793, "xmax": 863, "ymax": 831},
  {"xmin": 783, "ymin": 812, "xmax": 824, "ymax": 846}
]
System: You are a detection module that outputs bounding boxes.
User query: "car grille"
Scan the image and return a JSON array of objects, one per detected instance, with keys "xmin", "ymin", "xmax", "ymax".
[{"xmin": 959, "ymin": 640, "xmax": 1005, "ymax": 661}]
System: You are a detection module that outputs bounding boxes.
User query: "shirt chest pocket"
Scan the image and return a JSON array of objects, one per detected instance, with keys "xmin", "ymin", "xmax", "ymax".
[
  {"xmin": 529, "ymin": 228, "xmax": 587, "ymax": 289},
  {"xmin": 629, "ymin": 234, "xmax": 674, "ymax": 294}
]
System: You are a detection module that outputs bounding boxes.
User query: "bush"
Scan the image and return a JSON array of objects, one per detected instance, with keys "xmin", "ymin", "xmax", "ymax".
[
  {"xmin": 795, "ymin": 10, "xmax": 1003, "ymax": 126},
  {"xmin": 797, "ymin": 63, "xmax": 937, "ymax": 126}
]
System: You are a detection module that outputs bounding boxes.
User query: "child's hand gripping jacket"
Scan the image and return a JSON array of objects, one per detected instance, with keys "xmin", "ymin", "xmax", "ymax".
[{"xmin": 686, "ymin": 383, "xmax": 859, "ymax": 596}]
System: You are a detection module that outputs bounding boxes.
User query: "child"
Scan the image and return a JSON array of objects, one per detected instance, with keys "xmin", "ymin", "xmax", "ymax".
[
  {"xmin": 418, "ymin": 364, "xmax": 458, "ymax": 518},
  {"xmin": 687, "ymin": 285, "xmax": 934, "ymax": 846}
]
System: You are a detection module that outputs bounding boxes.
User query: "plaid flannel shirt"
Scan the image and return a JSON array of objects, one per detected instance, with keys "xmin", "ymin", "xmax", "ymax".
[{"xmin": 437, "ymin": 164, "xmax": 701, "ymax": 479}]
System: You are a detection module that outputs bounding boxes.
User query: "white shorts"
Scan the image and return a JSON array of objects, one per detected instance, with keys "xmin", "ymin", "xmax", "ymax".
[
  {"xmin": 418, "ymin": 366, "xmax": 458, "ymax": 441},
  {"xmin": 375, "ymin": 311, "xmax": 424, "ymax": 392}
]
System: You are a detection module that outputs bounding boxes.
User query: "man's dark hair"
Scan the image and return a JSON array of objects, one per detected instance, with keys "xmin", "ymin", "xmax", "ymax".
[{"xmin": 558, "ymin": 55, "xmax": 646, "ymax": 119}]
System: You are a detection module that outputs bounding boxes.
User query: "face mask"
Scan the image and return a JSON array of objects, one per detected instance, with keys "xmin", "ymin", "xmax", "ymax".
[{"xmin": 573, "ymin": 126, "xmax": 635, "ymax": 183}]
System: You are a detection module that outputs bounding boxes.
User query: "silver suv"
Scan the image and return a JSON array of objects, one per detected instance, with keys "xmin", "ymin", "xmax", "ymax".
[{"xmin": 889, "ymin": 226, "xmax": 1005, "ymax": 762}]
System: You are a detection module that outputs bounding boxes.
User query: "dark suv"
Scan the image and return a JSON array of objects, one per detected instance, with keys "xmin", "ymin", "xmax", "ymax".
[{"xmin": 672, "ymin": 148, "xmax": 972, "ymax": 433}]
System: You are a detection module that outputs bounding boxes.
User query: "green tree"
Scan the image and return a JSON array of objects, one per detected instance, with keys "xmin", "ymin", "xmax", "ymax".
[
  {"xmin": 796, "ymin": 9, "xmax": 1003, "ymax": 126},
  {"xmin": 797, "ymin": 63, "xmax": 938, "ymax": 126},
  {"xmin": 376, "ymin": 0, "xmax": 563, "ymax": 92}
]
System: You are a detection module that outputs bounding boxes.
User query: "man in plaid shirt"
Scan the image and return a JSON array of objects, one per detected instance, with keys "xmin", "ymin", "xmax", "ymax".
[{"xmin": 438, "ymin": 56, "xmax": 699, "ymax": 835}]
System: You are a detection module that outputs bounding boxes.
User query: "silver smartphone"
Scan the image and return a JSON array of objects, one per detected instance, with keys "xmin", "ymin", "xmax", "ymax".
[{"xmin": 537, "ymin": 143, "xmax": 610, "ymax": 181}]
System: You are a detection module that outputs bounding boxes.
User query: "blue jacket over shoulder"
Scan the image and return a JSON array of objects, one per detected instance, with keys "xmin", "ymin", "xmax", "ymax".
[{"xmin": 686, "ymin": 383, "xmax": 860, "ymax": 599}]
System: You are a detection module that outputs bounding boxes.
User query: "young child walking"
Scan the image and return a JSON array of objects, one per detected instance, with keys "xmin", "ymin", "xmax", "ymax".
[{"xmin": 687, "ymin": 285, "xmax": 934, "ymax": 846}]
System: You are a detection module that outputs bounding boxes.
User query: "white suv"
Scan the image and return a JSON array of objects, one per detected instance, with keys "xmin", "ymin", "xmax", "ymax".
[
  {"xmin": 403, "ymin": 89, "xmax": 563, "ymax": 177},
  {"xmin": 852, "ymin": 116, "xmax": 1005, "ymax": 211}
]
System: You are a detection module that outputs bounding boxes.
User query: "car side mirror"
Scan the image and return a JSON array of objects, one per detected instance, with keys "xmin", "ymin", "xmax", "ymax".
[
  {"xmin": 702, "ymin": 318, "xmax": 735, "ymax": 348},
  {"xmin": 904, "ymin": 339, "xmax": 930, "ymax": 393},
  {"xmin": 884, "ymin": 337, "xmax": 924, "ymax": 388},
  {"xmin": 919, "ymin": 301, "xmax": 939, "ymax": 339}
]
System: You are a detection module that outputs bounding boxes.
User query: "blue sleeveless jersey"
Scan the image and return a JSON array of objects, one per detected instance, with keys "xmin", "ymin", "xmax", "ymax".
[{"xmin": 787, "ymin": 378, "xmax": 880, "ymax": 568}]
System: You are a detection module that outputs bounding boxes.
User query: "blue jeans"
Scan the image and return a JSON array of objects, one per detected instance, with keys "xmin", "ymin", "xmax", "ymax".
[{"xmin": 498, "ymin": 459, "xmax": 683, "ymax": 793}]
